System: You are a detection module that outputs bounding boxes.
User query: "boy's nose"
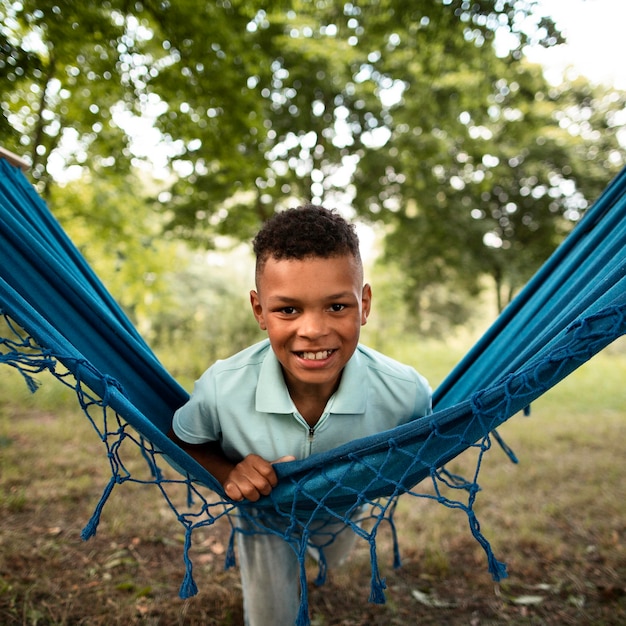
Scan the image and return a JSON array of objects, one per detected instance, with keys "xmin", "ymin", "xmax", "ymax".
[{"xmin": 297, "ymin": 312, "xmax": 328, "ymax": 339}]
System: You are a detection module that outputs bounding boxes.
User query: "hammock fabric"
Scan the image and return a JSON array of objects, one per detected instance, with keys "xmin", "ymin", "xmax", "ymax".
[{"xmin": 1, "ymin": 155, "xmax": 625, "ymax": 625}]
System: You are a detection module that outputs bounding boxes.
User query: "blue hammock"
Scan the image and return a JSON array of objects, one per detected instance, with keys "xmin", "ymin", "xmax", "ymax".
[{"xmin": 1, "ymin": 154, "xmax": 625, "ymax": 625}]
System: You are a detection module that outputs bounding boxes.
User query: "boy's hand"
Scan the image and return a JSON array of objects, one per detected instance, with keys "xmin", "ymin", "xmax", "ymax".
[
  {"xmin": 224, "ymin": 454, "xmax": 296, "ymax": 502},
  {"xmin": 166, "ymin": 430, "xmax": 295, "ymax": 502}
]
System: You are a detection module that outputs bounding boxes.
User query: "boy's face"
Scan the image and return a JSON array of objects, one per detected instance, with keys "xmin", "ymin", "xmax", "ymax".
[{"xmin": 250, "ymin": 254, "xmax": 371, "ymax": 401}]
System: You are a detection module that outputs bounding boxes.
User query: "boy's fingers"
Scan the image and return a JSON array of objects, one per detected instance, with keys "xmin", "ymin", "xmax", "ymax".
[
  {"xmin": 223, "ymin": 455, "xmax": 296, "ymax": 502},
  {"xmin": 271, "ymin": 455, "xmax": 297, "ymax": 464},
  {"xmin": 225, "ymin": 476, "xmax": 265, "ymax": 502},
  {"xmin": 225, "ymin": 455, "xmax": 278, "ymax": 501},
  {"xmin": 224, "ymin": 481, "xmax": 244, "ymax": 502}
]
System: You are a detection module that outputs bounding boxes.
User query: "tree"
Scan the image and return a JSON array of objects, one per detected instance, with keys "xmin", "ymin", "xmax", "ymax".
[
  {"xmin": 359, "ymin": 61, "xmax": 626, "ymax": 321},
  {"xmin": 50, "ymin": 171, "xmax": 262, "ymax": 367},
  {"xmin": 0, "ymin": 0, "xmax": 149, "ymax": 197},
  {"xmin": 2, "ymin": 0, "xmax": 623, "ymax": 330},
  {"xmin": 137, "ymin": 0, "xmax": 569, "ymax": 249},
  {"xmin": 137, "ymin": 0, "xmax": 625, "ymax": 322}
]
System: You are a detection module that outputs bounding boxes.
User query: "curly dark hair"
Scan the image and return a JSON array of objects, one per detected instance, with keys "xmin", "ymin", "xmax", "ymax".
[{"xmin": 252, "ymin": 204, "xmax": 361, "ymax": 281}]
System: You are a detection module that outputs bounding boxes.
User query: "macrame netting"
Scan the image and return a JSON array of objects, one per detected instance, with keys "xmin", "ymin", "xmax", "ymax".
[{"xmin": 1, "ymin": 156, "xmax": 624, "ymax": 625}]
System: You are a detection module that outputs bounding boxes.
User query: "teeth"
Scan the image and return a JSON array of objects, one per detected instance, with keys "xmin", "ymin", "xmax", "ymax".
[{"xmin": 300, "ymin": 350, "xmax": 332, "ymax": 360}]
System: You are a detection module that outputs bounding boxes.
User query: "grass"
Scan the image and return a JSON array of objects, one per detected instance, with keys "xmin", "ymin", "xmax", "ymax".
[{"xmin": 0, "ymin": 337, "xmax": 625, "ymax": 624}]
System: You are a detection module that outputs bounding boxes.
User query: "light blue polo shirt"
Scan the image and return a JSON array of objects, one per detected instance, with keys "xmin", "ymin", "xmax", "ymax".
[{"xmin": 173, "ymin": 339, "xmax": 431, "ymax": 463}]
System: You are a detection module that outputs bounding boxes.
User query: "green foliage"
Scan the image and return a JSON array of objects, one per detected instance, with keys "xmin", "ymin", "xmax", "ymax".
[
  {"xmin": 148, "ymin": 246, "xmax": 264, "ymax": 383},
  {"xmin": 1, "ymin": 0, "xmax": 624, "ymax": 331},
  {"xmin": 0, "ymin": 0, "xmax": 141, "ymax": 195},
  {"xmin": 49, "ymin": 174, "xmax": 262, "ymax": 378},
  {"xmin": 49, "ymin": 172, "xmax": 180, "ymax": 339},
  {"xmin": 351, "ymin": 22, "xmax": 626, "ymax": 312}
]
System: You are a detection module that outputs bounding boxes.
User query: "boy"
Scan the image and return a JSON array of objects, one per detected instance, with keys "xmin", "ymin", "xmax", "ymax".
[{"xmin": 169, "ymin": 204, "xmax": 431, "ymax": 625}]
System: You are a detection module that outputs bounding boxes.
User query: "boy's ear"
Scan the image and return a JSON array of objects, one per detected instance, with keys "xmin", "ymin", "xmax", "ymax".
[
  {"xmin": 361, "ymin": 283, "xmax": 372, "ymax": 325},
  {"xmin": 250, "ymin": 290, "xmax": 267, "ymax": 330}
]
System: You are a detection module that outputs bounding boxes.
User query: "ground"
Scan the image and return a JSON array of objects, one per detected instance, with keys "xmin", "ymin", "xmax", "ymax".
[{"xmin": 1, "ymin": 475, "xmax": 624, "ymax": 625}]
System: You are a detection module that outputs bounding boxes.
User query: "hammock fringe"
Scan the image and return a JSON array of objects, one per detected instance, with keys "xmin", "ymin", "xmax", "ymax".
[
  {"xmin": 179, "ymin": 527, "xmax": 198, "ymax": 599},
  {"xmin": 81, "ymin": 476, "xmax": 116, "ymax": 541}
]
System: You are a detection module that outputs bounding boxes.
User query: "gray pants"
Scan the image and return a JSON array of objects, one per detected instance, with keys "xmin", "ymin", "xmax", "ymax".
[{"xmin": 237, "ymin": 516, "xmax": 360, "ymax": 626}]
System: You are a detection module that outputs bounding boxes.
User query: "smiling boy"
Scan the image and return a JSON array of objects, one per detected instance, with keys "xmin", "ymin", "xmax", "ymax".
[{"xmin": 169, "ymin": 204, "xmax": 431, "ymax": 625}]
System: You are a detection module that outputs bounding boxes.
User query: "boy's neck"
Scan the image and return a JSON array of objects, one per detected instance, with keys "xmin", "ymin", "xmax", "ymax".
[
  {"xmin": 293, "ymin": 396, "xmax": 327, "ymax": 427},
  {"xmin": 286, "ymin": 377, "xmax": 341, "ymax": 428}
]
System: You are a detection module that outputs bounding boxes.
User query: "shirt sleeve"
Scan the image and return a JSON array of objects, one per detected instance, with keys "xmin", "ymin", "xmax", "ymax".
[
  {"xmin": 172, "ymin": 366, "xmax": 221, "ymax": 444},
  {"xmin": 413, "ymin": 370, "xmax": 433, "ymax": 419}
]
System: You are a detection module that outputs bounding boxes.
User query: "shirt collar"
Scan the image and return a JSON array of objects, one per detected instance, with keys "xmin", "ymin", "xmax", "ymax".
[
  {"xmin": 331, "ymin": 349, "xmax": 367, "ymax": 413},
  {"xmin": 255, "ymin": 346, "xmax": 367, "ymax": 415}
]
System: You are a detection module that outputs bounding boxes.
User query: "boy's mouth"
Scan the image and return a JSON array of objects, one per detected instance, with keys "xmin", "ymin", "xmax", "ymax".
[{"xmin": 295, "ymin": 349, "xmax": 336, "ymax": 361}]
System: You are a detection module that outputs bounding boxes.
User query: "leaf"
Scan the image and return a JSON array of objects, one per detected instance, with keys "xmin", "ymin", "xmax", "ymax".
[
  {"xmin": 568, "ymin": 594, "xmax": 585, "ymax": 608},
  {"xmin": 411, "ymin": 588, "xmax": 456, "ymax": 608},
  {"xmin": 510, "ymin": 594, "xmax": 545, "ymax": 606},
  {"xmin": 531, "ymin": 583, "xmax": 558, "ymax": 592}
]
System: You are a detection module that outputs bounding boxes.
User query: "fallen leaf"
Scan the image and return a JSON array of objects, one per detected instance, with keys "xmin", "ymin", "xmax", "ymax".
[
  {"xmin": 511, "ymin": 595, "xmax": 544, "ymax": 606},
  {"xmin": 567, "ymin": 594, "xmax": 585, "ymax": 608},
  {"xmin": 411, "ymin": 589, "xmax": 456, "ymax": 608}
]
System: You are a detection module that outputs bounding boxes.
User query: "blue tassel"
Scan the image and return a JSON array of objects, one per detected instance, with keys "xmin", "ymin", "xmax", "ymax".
[
  {"xmin": 179, "ymin": 567, "xmax": 198, "ymax": 598},
  {"xmin": 368, "ymin": 540, "xmax": 387, "ymax": 604},
  {"xmin": 295, "ymin": 607, "xmax": 310, "ymax": 626},
  {"xmin": 487, "ymin": 551, "xmax": 508, "ymax": 582},
  {"xmin": 491, "ymin": 429, "xmax": 518, "ymax": 464},
  {"xmin": 23, "ymin": 371, "xmax": 40, "ymax": 393},
  {"xmin": 295, "ymin": 602, "xmax": 310, "ymax": 626},
  {"xmin": 81, "ymin": 477, "xmax": 115, "ymax": 540},
  {"xmin": 387, "ymin": 514, "xmax": 402, "ymax": 569},
  {"xmin": 224, "ymin": 529, "xmax": 237, "ymax": 570},
  {"xmin": 178, "ymin": 528, "xmax": 198, "ymax": 598},
  {"xmin": 314, "ymin": 548, "xmax": 328, "ymax": 586},
  {"xmin": 295, "ymin": 550, "xmax": 311, "ymax": 626},
  {"xmin": 467, "ymin": 510, "xmax": 508, "ymax": 582}
]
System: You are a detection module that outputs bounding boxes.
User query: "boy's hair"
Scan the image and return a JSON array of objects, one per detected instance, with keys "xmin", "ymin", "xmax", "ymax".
[{"xmin": 252, "ymin": 204, "xmax": 362, "ymax": 282}]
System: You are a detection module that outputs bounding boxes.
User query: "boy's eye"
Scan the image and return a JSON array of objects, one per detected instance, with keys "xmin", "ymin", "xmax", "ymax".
[
  {"xmin": 279, "ymin": 306, "xmax": 298, "ymax": 315},
  {"xmin": 329, "ymin": 303, "xmax": 346, "ymax": 312}
]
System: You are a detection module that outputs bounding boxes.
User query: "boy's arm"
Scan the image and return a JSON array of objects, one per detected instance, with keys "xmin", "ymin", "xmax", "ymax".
[{"xmin": 167, "ymin": 429, "xmax": 293, "ymax": 502}]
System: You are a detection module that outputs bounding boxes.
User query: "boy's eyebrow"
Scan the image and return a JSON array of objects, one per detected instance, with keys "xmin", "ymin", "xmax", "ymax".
[
  {"xmin": 325, "ymin": 291, "xmax": 359, "ymax": 300},
  {"xmin": 268, "ymin": 291, "xmax": 358, "ymax": 303}
]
